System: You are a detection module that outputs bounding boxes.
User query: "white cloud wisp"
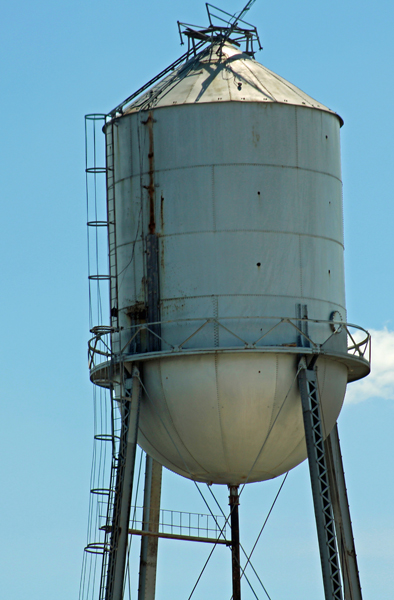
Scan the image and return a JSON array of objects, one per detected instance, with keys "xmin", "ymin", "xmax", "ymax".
[{"xmin": 345, "ymin": 328, "xmax": 394, "ymax": 404}]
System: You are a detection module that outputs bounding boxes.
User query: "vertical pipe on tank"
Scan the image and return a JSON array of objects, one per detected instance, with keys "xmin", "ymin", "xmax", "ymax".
[
  {"xmin": 229, "ymin": 486, "xmax": 241, "ymax": 600},
  {"xmin": 138, "ymin": 135, "xmax": 163, "ymax": 599},
  {"xmin": 146, "ymin": 234, "xmax": 161, "ymax": 350}
]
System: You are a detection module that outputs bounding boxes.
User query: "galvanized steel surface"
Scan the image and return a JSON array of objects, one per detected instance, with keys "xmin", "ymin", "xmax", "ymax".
[
  {"xmin": 100, "ymin": 44, "xmax": 366, "ymax": 484},
  {"xmin": 123, "ymin": 43, "xmax": 343, "ymax": 125}
]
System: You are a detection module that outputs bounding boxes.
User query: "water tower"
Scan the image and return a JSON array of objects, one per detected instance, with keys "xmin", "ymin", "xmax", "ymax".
[{"xmin": 81, "ymin": 4, "xmax": 370, "ymax": 600}]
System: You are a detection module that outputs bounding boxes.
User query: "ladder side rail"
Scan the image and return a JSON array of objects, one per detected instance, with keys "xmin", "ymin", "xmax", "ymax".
[
  {"xmin": 83, "ymin": 114, "xmax": 118, "ymax": 600},
  {"xmin": 98, "ymin": 397, "xmax": 122, "ymax": 600},
  {"xmin": 105, "ymin": 120, "xmax": 120, "ymax": 349}
]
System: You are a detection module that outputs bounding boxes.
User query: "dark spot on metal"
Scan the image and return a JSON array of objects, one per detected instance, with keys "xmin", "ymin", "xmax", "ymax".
[
  {"xmin": 160, "ymin": 194, "xmax": 164, "ymax": 231},
  {"xmin": 328, "ymin": 270, "xmax": 331, "ymax": 274},
  {"xmin": 257, "ymin": 191, "xmax": 260, "ymax": 195},
  {"xmin": 160, "ymin": 243, "xmax": 165, "ymax": 270},
  {"xmin": 257, "ymin": 262, "xmax": 261, "ymax": 267},
  {"xmin": 237, "ymin": 82, "xmax": 242, "ymax": 90}
]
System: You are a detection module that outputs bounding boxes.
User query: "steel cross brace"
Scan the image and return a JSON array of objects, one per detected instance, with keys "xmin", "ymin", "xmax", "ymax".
[
  {"xmin": 325, "ymin": 425, "xmax": 363, "ymax": 600},
  {"xmin": 298, "ymin": 357, "xmax": 343, "ymax": 600}
]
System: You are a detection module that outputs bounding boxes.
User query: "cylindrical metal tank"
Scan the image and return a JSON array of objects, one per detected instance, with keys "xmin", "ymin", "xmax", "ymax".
[{"xmin": 97, "ymin": 43, "xmax": 369, "ymax": 485}]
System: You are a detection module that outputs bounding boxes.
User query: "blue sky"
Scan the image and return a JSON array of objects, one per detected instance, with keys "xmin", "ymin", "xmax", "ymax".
[{"xmin": 1, "ymin": 1, "xmax": 393, "ymax": 599}]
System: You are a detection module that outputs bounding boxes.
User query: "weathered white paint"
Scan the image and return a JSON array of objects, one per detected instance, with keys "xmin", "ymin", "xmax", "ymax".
[{"xmin": 106, "ymin": 43, "xmax": 361, "ymax": 484}]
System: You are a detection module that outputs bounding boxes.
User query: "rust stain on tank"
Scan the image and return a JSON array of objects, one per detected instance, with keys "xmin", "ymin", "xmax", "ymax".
[
  {"xmin": 126, "ymin": 301, "xmax": 147, "ymax": 321},
  {"xmin": 160, "ymin": 238, "xmax": 165, "ymax": 271},
  {"xmin": 142, "ymin": 111, "xmax": 156, "ymax": 234}
]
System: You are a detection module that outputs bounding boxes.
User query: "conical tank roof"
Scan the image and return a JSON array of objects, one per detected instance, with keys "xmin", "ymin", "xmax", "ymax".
[{"xmin": 123, "ymin": 42, "xmax": 343, "ymax": 125}]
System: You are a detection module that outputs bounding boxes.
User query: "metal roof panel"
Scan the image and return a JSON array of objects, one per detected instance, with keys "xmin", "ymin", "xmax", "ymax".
[{"xmin": 123, "ymin": 43, "xmax": 342, "ymax": 125}]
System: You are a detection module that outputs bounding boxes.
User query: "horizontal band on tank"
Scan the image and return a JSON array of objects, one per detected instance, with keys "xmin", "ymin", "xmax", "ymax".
[
  {"xmin": 114, "ymin": 162, "xmax": 343, "ymax": 185},
  {"xmin": 155, "ymin": 230, "xmax": 344, "ymax": 247},
  {"xmin": 88, "ymin": 316, "xmax": 370, "ymax": 385},
  {"xmin": 115, "ymin": 230, "xmax": 344, "ymax": 250},
  {"xmin": 113, "ymin": 293, "xmax": 347, "ymax": 313}
]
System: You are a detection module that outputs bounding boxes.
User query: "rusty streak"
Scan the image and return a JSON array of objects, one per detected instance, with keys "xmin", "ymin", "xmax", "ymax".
[{"xmin": 142, "ymin": 111, "xmax": 156, "ymax": 234}]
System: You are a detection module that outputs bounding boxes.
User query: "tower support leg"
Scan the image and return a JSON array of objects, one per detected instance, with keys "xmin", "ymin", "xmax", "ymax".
[
  {"xmin": 105, "ymin": 364, "xmax": 141, "ymax": 600},
  {"xmin": 138, "ymin": 455, "xmax": 163, "ymax": 600},
  {"xmin": 229, "ymin": 485, "xmax": 241, "ymax": 600},
  {"xmin": 325, "ymin": 424, "xmax": 363, "ymax": 600},
  {"xmin": 298, "ymin": 357, "xmax": 343, "ymax": 600}
]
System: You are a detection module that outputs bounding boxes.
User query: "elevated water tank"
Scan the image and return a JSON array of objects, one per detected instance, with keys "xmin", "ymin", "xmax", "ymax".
[{"xmin": 92, "ymin": 42, "xmax": 369, "ymax": 485}]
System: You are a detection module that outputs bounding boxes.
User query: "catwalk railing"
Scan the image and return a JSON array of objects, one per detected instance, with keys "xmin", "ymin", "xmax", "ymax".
[
  {"xmin": 100, "ymin": 506, "xmax": 230, "ymax": 545},
  {"xmin": 88, "ymin": 315, "xmax": 371, "ymax": 378}
]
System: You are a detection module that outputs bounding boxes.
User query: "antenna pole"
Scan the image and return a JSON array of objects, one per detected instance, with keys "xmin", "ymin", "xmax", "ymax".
[{"xmin": 219, "ymin": 0, "xmax": 256, "ymax": 46}]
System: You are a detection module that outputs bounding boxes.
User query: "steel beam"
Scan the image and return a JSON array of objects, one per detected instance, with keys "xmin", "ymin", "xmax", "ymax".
[
  {"xmin": 229, "ymin": 485, "xmax": 241, "ymax": 600},
  {"xmin": 129, "ymin": 529, "xmax": 230, "ymax": 545},
  {"xmin": 138, "ymin": 455, "xmax": 163, "ymax": 600},
  {"xmin": 298, "ymin": 357, "xmax": 343, "ymax": 600},
  {"xmin": 325, "ymin": 424, "xmax": 363, "ymax": 600},
  {"xmin": 105, "ymin": 365, "xmax": 141, "ymax": 600}
]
